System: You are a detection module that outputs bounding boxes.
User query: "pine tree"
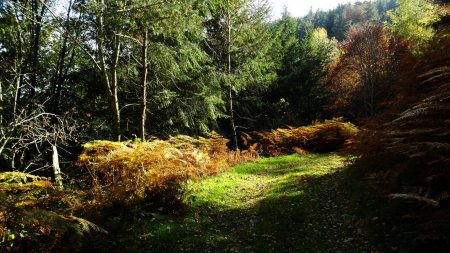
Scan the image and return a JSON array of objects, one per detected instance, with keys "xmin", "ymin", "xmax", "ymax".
[{"xmin": 204, "ymin": 0, "xmax": 275, "ymax": 148}]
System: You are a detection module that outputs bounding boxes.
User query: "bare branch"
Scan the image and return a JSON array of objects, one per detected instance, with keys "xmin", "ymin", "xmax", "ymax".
[
  {"xmin": 36, "ymin": 0, "xmax": 102, "ymax": 71},
  {"xmin": 115, "ymin": 33, "xmax": 143, "ymax": 46}
]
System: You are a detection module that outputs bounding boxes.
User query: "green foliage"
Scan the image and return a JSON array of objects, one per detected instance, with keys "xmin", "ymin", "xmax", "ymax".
[
  {"xmin": 266, "ymin": 25, "xmax": 338, "ymax": 127},
  {"xmin": 387, "ymin": 0, "xmax": 441, "ymax": 54},
  {"xmin": 203, "ymin": 0, "xmax": 277, "ymax": 144},
  {"xmin": 270, "ymin": 11, "xmax": 300, "ymax": 68},
  {"xmin": 231, "ymin": 11, "xmax": 300, "ymax": 130},
  {"xmin": 125, "ymin": 0, "xmax": 223, "ymax": 135},
  {"xmin": 298, "ymin": 0, "xmax": 398, "ymax": 41}
]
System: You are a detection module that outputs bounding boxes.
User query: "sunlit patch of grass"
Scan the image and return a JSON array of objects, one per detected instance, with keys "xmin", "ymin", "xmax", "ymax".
[
  {"xmin": 106, "ymin": 153, "xmax": 350, "ymax": 252},
  {"xmin": 189, "ymin": 154, "xmax": 345, "ymax": 210}
]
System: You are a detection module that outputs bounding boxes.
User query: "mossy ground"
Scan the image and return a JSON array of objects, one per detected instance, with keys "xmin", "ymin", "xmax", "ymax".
[{"xmin": 98, "ymin": 153, "xmax": 373, "ymax": 253}]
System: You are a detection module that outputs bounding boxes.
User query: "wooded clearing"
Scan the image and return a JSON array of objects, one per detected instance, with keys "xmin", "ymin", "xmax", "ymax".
[{"xmin": 1, "ymin": 0, "xmax": 449, "ymax": 252}]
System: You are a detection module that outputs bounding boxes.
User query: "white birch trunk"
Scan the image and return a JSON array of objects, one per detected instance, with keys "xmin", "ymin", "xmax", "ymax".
[{"xmin": 52, "ymin": 145, "xmax": 63, "ymax": 190}]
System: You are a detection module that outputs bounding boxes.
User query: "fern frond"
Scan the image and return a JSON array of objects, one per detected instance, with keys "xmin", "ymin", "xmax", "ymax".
[
  {"xmin": 388, "ymin": 193, "xmax": 440, "ymax": 207},
  {"xmin": 67, "ymin": 215, "xmax": 108, "ymax": 234},
  {"xmin": 0, "ymin": 172, "xmax": 48, "ymax": 184}
]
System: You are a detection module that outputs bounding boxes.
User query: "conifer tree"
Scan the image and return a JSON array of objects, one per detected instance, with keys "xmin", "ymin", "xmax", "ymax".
[{"xmin": 204, "ymin": 0, "xmax": 275, "ymax": 148}]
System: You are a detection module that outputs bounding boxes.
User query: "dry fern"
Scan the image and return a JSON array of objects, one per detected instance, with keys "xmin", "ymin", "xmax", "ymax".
[
  {"xmin": 241, "ymin": 118, "xmax": 359, "ymax": 156},
  {"xmin": 0, "ymin": 172, "xmax": 106, "ymax": 252},
  {"xmin": 76, "ymin": 132, "xmax": 256, "ymax": 210},
  {"xmin": 354, "ymin": 26, "xmax": 450, "ymax": 237}
]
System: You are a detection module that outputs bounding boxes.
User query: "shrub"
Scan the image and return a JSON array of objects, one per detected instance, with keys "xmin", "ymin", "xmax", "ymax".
[
  {"xmin": 241, "ymin": 118, "xmax": 359, "ymax": 156},
  {"xmin": 76, "ymin": 132, "xmax": 257, "ymax": 212}
]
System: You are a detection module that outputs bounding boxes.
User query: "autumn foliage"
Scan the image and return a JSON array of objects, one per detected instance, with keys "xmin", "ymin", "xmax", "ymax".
[
  {"xmin": 0, "ymin": 172, "xmax": 106, "ymax": 252},
  {"xmin": 0, "ymin": 133, "xmax": 259, "ymax": 252},
  {"xmin": 327, "ymin": 23, "xmax": 411, "ymax": 118},
  {"xmin": 354, "ymin": 24, "xmax": 450, "ymax": 250},
  {"xmin": 76, "ymin": 133, "xmax": 257, "ymax": 211},
  {"xmin": 241, "ymin": 118, "xmax": 359, "ymax": 156},
  {"xmin": 356, "ymin": 25, "xmax": 450, "ymax": 199}
]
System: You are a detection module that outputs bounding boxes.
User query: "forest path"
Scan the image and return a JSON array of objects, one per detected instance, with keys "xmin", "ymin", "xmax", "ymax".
[{"xmin": 111, "ymin": 153, "xmax": 374, "ymax": 252}]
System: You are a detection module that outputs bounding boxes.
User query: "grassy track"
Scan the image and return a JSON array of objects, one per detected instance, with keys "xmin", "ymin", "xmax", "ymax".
[{"xmin": 105, "ymin": 153, "xmax": 373, "ymax": 253}]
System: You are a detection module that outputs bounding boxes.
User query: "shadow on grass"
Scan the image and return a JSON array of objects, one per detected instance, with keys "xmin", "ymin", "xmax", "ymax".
[{"xmin": 88, "ymin": 154, "xmax": 369, "ymax": 253}]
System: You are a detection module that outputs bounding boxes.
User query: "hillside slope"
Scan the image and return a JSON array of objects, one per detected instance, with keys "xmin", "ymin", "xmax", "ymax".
[{"xmin": 355, "ymin": 22, "xmax": 450, "ymax": 251}]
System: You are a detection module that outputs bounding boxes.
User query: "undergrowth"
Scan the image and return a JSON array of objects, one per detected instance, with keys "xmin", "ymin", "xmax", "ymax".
[
  {"xmin": 241, "ymin": 118, "xmax": 358, "ymax": 156},
  {"xmin": 1, "ymin": 132, "xmax": 258, "ymax": 252},
  {"xmin": 76, "ymin": 132, "xmax": 258, "ymax": 214},
  {"xmin": 1, "ymin": 124, "xmax": 361, "ymax": 252},
  {"xmin": 353, "ymin": 24, "xmax": 450, "ymax": 251},
  {"xmin": 0, "ymin": 172, "xmax": 107, "ymax": 252}
]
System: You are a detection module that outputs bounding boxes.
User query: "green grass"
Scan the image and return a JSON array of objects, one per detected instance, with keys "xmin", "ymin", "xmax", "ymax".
[
  {"xmin": 101, "ymin": 153, "xmax": 368, "ymax": 253},
  {"xmin": 190, "ymin": 153, "xmax": 345, "ymax": 208}
]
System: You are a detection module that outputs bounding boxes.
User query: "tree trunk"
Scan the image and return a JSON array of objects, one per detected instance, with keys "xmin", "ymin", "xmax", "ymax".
[
  {"xmin": 112, "ymin": 99, "xmax": 121, "ymax": 141},
  {"xmin": 29, "ymin": 0, "xmax": 40, "ymax": 102},
  {"xmin": 0, "ymin": 81, "xmax": 9, "ymax": 156},
  {"xmin": 228, "ymin": 83, "xmax": 238, "ymax": 150},
  {"xmin": 96, "ymin": 0, "xmax": 121, "ymax": 141},
  {"xmin": 0, "ymin": 80, "xmax": 3, "ymax": 128},
  {"xmin": 29, "ymin": 0, "xmax": 47, "ymax": 105},
  {"xmin": 52, "ymin": 145, "xmax": 63, "ymax": 190},
  {"xmin": 139, "ymin": 30, "xmax": 148, "ymax": 141},
  {"xmin": 227, "ymin": 3, "xmax": 238, "ymax": 150},
  {"xmin": 13, "ymin": 73, "xmax": 21, "ymax": 116},
  {"xmin": 13, "ymin": 5, "xmax": 23, "ymax": 116},
  {"xmin": 111, "ymin": 35, "xmax": 121, "ymax": 142},
  {"xmin": 51, "ymin": 33, "xmax": 68, "ymax": 112},
  {"xmin": 51, "ymin": 0, "xmax": 73, "ymax": 113}
]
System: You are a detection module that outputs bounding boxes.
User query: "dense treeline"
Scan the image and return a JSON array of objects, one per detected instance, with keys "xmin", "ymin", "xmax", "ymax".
[
  {"xmin": 0, "ymin": 0, "xmax": 441, "ymax": 171},
  {"xmin": 298, "ymin": 0, "xmax": 398, "ymax": 40},
  {"xmin": 0, "ymin": 0, "xmax": 274, "ymax": 171}
]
